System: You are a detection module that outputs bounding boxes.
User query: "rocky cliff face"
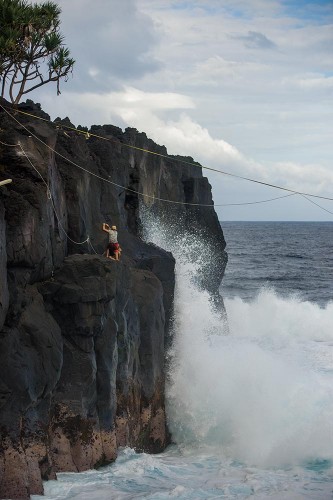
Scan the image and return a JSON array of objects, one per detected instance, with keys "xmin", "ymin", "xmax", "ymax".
[{"xmin": 0, "ymin": 99, "xmax": 227, "ymax": 499}]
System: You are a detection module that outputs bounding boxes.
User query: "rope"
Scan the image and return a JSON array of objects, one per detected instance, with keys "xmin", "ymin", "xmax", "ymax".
[
  {"xmin": 1, "ymin": 129, "xmax": 332, "ymax": 219},
  {"xmin": 0, "ymin": 138, "xmax": 104, "ymax": 250},
  {"xmin": 87, "ymin": 238, "xmax": 100, "ymax": 255},
  {"xmin": 1, "ymin": 104, "xmax": 332, "ymax": 202},
  {"xmin": 0, "ymin": 137, "xmax": 104, "ymax": 250},
  {"xmin": 18, "ymin": 142, "xmax": 90, "ymax": 246},
  {"xmin": 1, "ymin": 113, "xmax": 332, "ymax": 218},
  {"xmin": 0, "ymin": 139, "xmax": 18, "ymax": 147},
  {"xmin": 0, "ymin": 140, "xmax": 296, "ymax": 209},
  {"xmin": 218, "ymin": 192, "xmax": 296, "ymax": 206},
  {"xmin": 300, "ymin": 194, "xmax": 333, "ymax": 216},
  {"xmin": 0, "ymin": 106, "xmax": 231, "ymax": 207}
]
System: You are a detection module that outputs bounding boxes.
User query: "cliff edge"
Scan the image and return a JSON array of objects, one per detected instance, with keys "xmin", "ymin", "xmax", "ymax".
[{"xmin": 0, "ymin": 99, "xmax": 227, "ymax": 499}]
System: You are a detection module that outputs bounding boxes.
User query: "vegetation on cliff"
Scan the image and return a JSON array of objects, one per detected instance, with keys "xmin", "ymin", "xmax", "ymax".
[{"xmin": 0, "ymin": 0, "xmax": 74, "ymax": 104}]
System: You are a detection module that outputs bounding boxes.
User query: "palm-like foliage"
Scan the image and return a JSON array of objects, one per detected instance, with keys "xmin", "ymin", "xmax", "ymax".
[{"xmin": 0, "ymin": 0, "xmax": 74, "ymax": 104}]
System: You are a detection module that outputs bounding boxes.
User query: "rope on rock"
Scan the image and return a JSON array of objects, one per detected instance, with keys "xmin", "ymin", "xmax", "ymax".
[
  {"xmin": 0, "ymin": 139, "xmax": 18, "ymax": 147},
  {"xmin": 18, "ymin": 142, "xmax": 90, "ymax": 246},
  {"xmin": 0, "ymin": 112, "xmax": 332, "ymax": 219},
  {"xmin": 1, "ymin": 107, "xmax": 216, "ymax": 206},
  {"xmin": 1, "ymin": 103, "xmax": 333, "ymax": 203},
  {"xmin": 0, "ymin": 137, "xmax": 302, "ymax": 208},
  {"xmin": 87, "ymin": 238, "xmax": 100, "ymax": 255}
]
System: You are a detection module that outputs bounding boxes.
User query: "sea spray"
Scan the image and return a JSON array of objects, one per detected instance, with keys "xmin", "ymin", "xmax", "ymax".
[{"xmin": 142, "ymin": 214, "xmax": 333, "ymax": 468}]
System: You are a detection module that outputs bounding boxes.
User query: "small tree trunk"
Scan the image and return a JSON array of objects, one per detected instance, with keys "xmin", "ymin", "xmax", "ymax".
[
  {"xmin": 9, "ymin": 67, "xmax": 19, "ymax": 103},
  {"xmin": 1, "ymin": 67, "xmax": 12, "ymax": 98},
  {"xmin": 13, "ymin": 62, "xmax": 32, "ymax": 104}
]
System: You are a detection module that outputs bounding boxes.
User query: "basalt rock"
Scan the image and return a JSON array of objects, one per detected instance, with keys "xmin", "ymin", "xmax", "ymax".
[{"xmin": 0, "ymin": 98, "xmax": 226, "ymax": 499}]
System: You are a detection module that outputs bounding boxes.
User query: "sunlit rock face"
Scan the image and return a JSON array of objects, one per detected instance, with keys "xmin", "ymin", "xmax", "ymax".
[{"xmin": 0, "ymin": 98, "xmax": 226, "ymax": 499}]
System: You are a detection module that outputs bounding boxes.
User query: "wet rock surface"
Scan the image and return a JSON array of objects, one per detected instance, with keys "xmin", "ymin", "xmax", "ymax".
[{"xmin": 0, "ymin": 99, "xmax": 226, "ymax": 499}]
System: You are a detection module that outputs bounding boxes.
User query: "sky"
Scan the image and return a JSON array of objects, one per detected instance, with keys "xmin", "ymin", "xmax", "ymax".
[{"xmin": 31, "ymin": 0, "xmax": 333, "ymax": 221}]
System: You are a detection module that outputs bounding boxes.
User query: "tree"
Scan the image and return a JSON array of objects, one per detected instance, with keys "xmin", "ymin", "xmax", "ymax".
[{"xmin": 0, "ymin": 0, "xmax": 75, "ymax": 104}]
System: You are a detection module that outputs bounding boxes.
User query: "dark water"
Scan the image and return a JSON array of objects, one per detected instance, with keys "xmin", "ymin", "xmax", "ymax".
[{"xmin": 220, "ymin": 221, "xmax": 333, "ymax": 306}]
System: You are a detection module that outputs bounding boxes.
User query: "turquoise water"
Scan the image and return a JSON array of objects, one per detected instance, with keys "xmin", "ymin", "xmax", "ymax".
[
  {"xmin": 32, "ymin": 222, "xmax": 333, "ymax": 499},
  {"xmin": 33, "ymin": 447, "xmax": 333, "ymax": 499}
]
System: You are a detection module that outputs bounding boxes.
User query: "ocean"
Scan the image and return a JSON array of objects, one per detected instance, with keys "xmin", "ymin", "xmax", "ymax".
[{"xmin": 32, "ymin": 221, "xmax": 333, "ymax": 500}]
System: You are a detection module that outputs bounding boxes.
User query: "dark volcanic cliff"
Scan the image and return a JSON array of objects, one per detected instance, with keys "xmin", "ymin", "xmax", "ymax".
[{"xmin": 0, "ymin": 99, "xmax": 227, "ymax": 499}]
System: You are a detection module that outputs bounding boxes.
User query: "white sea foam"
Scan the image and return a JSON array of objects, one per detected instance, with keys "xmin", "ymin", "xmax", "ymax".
[
  {"xmin": 31, "ymin": 218, "xmax": 333, "ymax": 499},
  {"xmin": 143, "ymin": 216, "xmax": 333, "ymax": 468}
]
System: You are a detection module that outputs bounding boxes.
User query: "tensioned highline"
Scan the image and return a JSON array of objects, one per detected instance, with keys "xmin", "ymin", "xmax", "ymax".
[{"xmin": 1, "ymin": 104, "xmax": 333, "ymax": 203}]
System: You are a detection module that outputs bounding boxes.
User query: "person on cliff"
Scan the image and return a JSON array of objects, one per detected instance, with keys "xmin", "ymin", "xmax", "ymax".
[{"xmin": 102, "ymin": 223, "xmax": 121, "ymax": 260}]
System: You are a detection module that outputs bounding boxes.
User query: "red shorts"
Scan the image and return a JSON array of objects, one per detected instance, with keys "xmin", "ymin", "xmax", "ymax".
[{"xmin": 108, "ymin": 242, "xmax": 119, "ymax": 252}]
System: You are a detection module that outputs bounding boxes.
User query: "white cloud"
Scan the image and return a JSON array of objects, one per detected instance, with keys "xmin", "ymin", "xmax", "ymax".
[
  {"xmin": 39, "ymin": 86, "xmax": 194, "ymax": 126},
  {"xmin": 298, "ymin": 76, "xmax": 333, "ymax": 90},
  {"xmin": 40, "ymin": 86, "xmax": 333, "ymax": 206},
  {"xmin": 33, "ymin": 0, "xmax": 333, "ymax": 220},
  {"xmin": 43, "ymin": 0, "xmax": 162, "ymax": 91},
  {"xmin": 190, "ymin": 56, "xmax": 268, "ymax": 87}
]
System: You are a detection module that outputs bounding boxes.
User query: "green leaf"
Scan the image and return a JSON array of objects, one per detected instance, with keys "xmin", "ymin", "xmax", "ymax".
[
  {"xmin": 44, "ymin": 31, "xmax": 62, "ymax": 52},
  {"xmin": 0, "ymin": 0, "xmax": 74, "ymax": 102}
]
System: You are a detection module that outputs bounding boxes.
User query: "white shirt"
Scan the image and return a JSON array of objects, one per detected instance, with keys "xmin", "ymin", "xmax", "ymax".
[{"xmin": 107, "ymin": 229, "xmax": 118, "ymax": 243}]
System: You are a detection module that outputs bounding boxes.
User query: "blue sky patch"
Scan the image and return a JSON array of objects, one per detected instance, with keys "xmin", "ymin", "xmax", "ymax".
[{"xmin": 281, "ymin": 0, "xmax": 333, "ymax": 23}]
